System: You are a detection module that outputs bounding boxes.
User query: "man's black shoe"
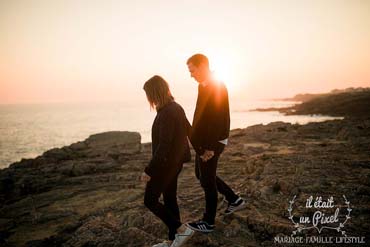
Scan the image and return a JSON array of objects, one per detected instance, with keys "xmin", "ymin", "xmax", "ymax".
[{"xmin": 185, "ymin": 220, "xmax": 215, "ymax": 233}]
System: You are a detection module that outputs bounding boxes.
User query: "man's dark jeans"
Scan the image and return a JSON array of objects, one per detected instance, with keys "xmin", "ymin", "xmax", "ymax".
[{"xmin": 195, "ymin": 145, "xmax": 238, "ymax": 224}]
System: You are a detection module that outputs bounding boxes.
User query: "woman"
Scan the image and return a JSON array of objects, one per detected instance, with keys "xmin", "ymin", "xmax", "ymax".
[{"xmin": 141, "ymin": 75, "xmax": 194, "ymax": 247}]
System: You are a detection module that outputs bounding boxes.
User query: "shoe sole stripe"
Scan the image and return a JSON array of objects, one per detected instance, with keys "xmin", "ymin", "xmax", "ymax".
[
  {"xmin": 185, "ymin": 224, "xmax": 214, "ymax": 233},
  {"xmin": 224, "ymin": 201, "xmax": 247, "ymax": 215}
]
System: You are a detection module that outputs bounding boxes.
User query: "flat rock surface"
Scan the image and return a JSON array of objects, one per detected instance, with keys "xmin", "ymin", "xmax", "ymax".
[{"xmin": 0, "ymin": 120, "xmax": 369, "ymax": 246}]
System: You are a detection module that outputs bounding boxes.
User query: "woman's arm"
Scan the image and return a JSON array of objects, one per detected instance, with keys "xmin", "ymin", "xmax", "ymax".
[{"xmin": 144, "ymin": 111, "xmax": 176, "ymax": 177}]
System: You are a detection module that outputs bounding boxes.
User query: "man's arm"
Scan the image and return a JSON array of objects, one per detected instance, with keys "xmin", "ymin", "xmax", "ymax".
[{"xmin": 203, "ymin": 84, "xmax": 230, "ymax": 152}]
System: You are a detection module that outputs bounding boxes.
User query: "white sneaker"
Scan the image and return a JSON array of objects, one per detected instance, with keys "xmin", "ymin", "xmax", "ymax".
[
  {"xmin": 170, "ymin": 225, "xmax": 194, "ymax": 247},
  {"xmin": 152, "ymin": 240, "xmax": 171, "ymax": 247}
]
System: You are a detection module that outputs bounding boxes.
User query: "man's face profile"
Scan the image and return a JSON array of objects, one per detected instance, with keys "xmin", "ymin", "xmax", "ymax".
[{"xmin": 188, "ymin": 62, "xmax": 205, "ymax": 83}]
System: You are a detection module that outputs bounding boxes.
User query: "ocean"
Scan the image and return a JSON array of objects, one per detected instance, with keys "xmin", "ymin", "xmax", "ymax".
[{"xmin": 0, "ymin": 100, "xmax": 341, "ymax": 169}]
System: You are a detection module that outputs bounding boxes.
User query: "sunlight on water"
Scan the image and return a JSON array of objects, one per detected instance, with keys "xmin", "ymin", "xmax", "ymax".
[{"xmin": 0, "ymin": 101, "xmax": 342, "ymax": 168}]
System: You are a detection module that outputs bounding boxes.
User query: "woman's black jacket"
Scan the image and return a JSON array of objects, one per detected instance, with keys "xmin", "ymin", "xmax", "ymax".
[{"xmin": 144, "ymin": 101, "xmax": 191, "ymax": 177}]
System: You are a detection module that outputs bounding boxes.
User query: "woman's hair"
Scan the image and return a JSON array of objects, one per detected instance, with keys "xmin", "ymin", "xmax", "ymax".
[{"xmin": 143, "ymin": 75, "xmax": 174, "ymax": 110}]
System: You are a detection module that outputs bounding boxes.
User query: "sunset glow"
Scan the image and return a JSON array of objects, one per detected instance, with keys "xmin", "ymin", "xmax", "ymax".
[{"xmin": 0, "ymin": 0, "xmax": 369, "ymax": 104}]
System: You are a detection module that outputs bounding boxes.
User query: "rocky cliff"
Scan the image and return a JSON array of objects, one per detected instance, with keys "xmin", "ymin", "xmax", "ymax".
[{"xmin": 256, "ymin": 89, "xmax": 370, "ymax": 118}]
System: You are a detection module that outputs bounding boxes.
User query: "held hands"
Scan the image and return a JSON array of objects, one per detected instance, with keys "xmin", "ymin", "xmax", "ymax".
[
  {"xmin": 200, "ymin": 150, "xmax": 214, "ymax": 162},
  {"xmin": 140, "ymin": 172, "xmax": 151, "ymax": 182}
]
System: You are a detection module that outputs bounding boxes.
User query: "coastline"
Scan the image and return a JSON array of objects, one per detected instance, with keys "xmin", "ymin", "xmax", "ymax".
[{"xmin": 0, "ymin": 100, "xmax": 341, "ymax": 169}]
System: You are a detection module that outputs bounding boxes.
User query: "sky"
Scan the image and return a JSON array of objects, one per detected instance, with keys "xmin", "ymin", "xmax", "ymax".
[{"xmin": 1, "ymin": 0, "xmax": 370, "ymax": 104}]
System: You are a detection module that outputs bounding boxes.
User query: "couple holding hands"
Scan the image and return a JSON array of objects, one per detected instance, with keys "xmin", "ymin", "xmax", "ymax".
[{"xmin": 141, "ymin": 54, "xmax": 246, "ymax": 247}]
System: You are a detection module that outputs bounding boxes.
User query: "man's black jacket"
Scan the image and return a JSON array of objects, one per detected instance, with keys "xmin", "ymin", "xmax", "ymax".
[
  {"xmin": 145, "ymin": 101, "xmax": 190, "ymax": 177},
  {"xmin": 189, "ymin": 81, "xmax": 230, "ymax": 155}
]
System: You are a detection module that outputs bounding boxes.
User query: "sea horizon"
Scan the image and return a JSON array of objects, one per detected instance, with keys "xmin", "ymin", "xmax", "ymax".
[{"xmin": 0, "ymin": 99, "xmax": 342, "ymax": 169}]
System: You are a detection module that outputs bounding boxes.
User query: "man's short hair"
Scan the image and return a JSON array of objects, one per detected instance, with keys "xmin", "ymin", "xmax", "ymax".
[{"xmin": 187, "ymin": 53, "xmax": 209, "ymax": 68}]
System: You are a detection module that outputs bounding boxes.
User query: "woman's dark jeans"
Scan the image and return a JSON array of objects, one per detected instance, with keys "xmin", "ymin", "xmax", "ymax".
[{"xmin": 144, "ymin": 168, "xmax": 182, "ymax": 240}]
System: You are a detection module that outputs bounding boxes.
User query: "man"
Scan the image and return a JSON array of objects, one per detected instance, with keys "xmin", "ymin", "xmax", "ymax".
[{"xmin": 185, "ymin": 54, "xmax": 246, "ymax": 233}]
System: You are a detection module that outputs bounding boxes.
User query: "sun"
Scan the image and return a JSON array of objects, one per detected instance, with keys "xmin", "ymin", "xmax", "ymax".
[
  {"xmin": 212, "ymin": 63, "xmax": 229, "ymax": 84},
  {"xmin": 210, "ymin": 57, "xmax": 238, "ymax": 91}
]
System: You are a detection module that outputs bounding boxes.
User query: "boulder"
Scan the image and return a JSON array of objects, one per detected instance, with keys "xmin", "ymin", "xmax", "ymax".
[{"xmin": 85, "ymin": 131, "xmax": 141, "ymax": 156}]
